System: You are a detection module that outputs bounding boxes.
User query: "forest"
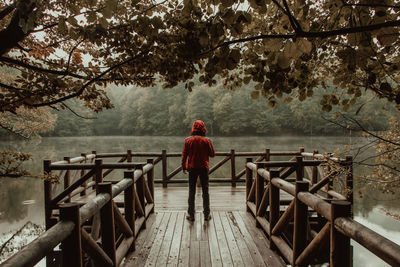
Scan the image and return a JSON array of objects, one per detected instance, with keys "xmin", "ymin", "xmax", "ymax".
[{"xmin": 29, "ymin": 81, "xmax": 398, "ymax": 137}]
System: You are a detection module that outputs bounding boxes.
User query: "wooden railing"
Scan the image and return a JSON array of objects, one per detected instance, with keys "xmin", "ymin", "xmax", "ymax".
[
  {"xmin": 94, "ymin": 149, "xmax": 303, "ymax": 187},
  {"xmin": 2, "ymin": 156, "xmax": 155, "ymax": 267},
  {"xmin": 245, "ymin": 152, "xmax": 400, "ymax": 266}
]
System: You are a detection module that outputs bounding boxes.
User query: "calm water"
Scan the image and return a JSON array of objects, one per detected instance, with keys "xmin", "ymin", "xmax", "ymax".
[{"xmin": 0, "ymin": 136, "xmax": 399, "ymax": 266}]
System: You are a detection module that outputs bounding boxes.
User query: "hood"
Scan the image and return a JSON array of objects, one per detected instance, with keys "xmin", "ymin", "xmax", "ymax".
[{"xmin": 191, "ymin": 120, "xmax": 206, "ymax": 135}]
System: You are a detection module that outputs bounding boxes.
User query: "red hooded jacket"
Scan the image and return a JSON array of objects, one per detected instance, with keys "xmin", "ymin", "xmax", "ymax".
[{"xmin": 182, "ymin": 120, "xmax": 215, "ymax": 170}]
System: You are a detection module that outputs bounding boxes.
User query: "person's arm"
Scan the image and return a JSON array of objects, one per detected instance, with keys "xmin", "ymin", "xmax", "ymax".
[{"xmin": 182, "ymin": 141, "xmax": 188, "ymax": 174}]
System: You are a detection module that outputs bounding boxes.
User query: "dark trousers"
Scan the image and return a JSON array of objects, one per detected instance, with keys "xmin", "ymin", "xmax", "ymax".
[{"xmin": 188, "ymin": 168, "xmax": 210, "ymax": 216}]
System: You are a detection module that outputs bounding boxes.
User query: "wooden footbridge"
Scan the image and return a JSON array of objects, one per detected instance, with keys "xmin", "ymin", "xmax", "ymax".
[{"xmin": 2, "ymin": 148, "xmax": 400, "ymax": 267}]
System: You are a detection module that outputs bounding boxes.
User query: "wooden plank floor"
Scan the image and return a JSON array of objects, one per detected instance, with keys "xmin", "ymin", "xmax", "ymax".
[
  {"xmin": 121, "ymin": 186, "xmax": 286, "ymax": 267},
  {"xmin": 122, "ymin": 211, "xmax": 285, "ymax": 267}
]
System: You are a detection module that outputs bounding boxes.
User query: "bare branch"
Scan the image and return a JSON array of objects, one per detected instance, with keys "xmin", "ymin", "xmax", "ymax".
[
  {"xmin": 61, "ymin": 103, "xmax": 97, "ymax": 119},
  {"xmin": 0, "ymin": 123, "xmax": 31, "ymax": 139},
  {"xmin": 281, "ymin": 0, "xmax": 302, "ymax": 32},
  {"xmin": 200, "ymin": 19, "xmax": 400, "ymax": 56},
  {"xmin": 342, "ymin": 114, "xmax": 400, "ymax": 146},
  {"xmin": 342, "ymin": 1, "xmax": 400, "ymax": 9},
  {"xmin": 26, "ymin": 51, "xmax": 148, "ymax": 108},
  {"xmin": 0, "ymin": 56, "xmax": 86, "ymax": 79}
]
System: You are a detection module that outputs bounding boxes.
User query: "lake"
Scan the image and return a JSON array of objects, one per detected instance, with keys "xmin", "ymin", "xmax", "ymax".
[{"xmin": 0, "ymin": 135, "xmax": 399, "ymax": 266}]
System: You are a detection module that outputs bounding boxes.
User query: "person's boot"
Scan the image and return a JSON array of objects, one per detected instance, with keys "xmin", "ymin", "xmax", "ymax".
[
  {"xmin": 204, "ymin": 214, "xmax": 212, "ymax": 221},
  {"xmin": 186, "ymin": 213, "xmax": 195, "ymax": 221}
]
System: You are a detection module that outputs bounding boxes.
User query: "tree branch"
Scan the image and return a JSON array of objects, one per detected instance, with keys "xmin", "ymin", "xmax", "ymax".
[
  {"xmin": 0, "ymin": 81, "xmax": 28, "ymax": 92},
  {"xmin": 342, "ymin": 1, "xmax": 400, "ymax": 9},
  {"xmin": 342, "ymin": 114, "xmax": 400, "ymax": 146},
  {"xmin": 0, "ymin": 123, "xmax": 31, "ymax": 139},
  {"xmin": 61, "ymin": 103, "xmax": 97, "ymax": 119},
  {"xmin": 201, "ymin": 19, "xmax": 400, "ymax": 55},
  {"xmin": 281, "ymin": 0, "xmax": 302, "ymax": 32},
  {"xmin": 0, "ymin": 56, "xmax": 86, "ymax": 79},
  {"xmin": 26, "ymin": 51, "xmax": 148, "ymax": 108}
]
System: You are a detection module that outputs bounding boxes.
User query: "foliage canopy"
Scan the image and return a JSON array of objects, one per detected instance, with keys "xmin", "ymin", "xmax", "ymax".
[{"xmin": 1, "ymin": 0, "xmax": 400, "ymax": 114}]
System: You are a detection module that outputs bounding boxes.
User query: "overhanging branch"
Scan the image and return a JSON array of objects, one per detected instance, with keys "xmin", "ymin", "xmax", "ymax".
[
  {"xmin": 0, "ymin": 56, "xmax": 86, "ymax": 79},
  {"xmin": 27, "ymin": 51, "xmax": 148, "ymax": 108},
  {"xmin": 204, "ymin": 19, "xmax": 400, "ymax": 54}
]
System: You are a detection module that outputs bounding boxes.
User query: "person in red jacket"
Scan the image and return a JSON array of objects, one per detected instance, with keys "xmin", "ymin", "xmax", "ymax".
[{"xmin": 182, "ymin": 120, "xmax": 215, "ymax": 221}]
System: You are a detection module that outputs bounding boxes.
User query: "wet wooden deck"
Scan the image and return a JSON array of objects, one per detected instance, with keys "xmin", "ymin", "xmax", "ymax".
[{"xmin": 121, "ymin": 186, "xmax": 286, "ymax": 267}]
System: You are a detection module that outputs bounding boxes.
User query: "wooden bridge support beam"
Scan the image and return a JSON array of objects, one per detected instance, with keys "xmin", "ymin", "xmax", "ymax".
[
  {"xmin": 330, "ymin": 200, "xmax": 351, "ymax": 267},
  {"xmin": 231, "ymin": 149, "xmax": 236, "ymax": 187},
  {"xmin": 255, "ymin": 162, "xmax": 264, "ymax": 228},
  {"xmin": 99, "ymin": 183, "xmax": 117, "ymax": 266},
  {"xmin": 136, "ymin": 164, "xmax": 146, "ymax": 229},
  {"xmin": 95, "ymin": 159, "xmax": 103, "ymax": 192},
  {"xmin": 269, "ymin": 171, "xmax": 280, "ymax": 250},
  {"xmin": 147, "ymin": 159, "xmax": 155, "ymax": 209},
  {"xmin": 60, "ymin": 203, "xmax": 82, "ymax": 267},
  {"xmin": 245, "ymin": 158, "xmax": 253, "ymax": 212},
  {"xmin": 311, "ymin": 150, "xmax": 319, "ymax": 185},
  {"xmin": 124, "ymin": 171, "xmax": 136, "ymax": 252},
  {"xmin": 162, "ymin": 149, "xmax": 167, "ymax": 188},
  {"xmin": 63, "ymin": 157, "xmax": 71, "ymax": 203},
  {"xmin": 80, "ymin": 153, "xmax": 87, "ymax": 197},
  {"xmin": 293, "ymin": 181, "xmax": 309, "ymax": 266}
]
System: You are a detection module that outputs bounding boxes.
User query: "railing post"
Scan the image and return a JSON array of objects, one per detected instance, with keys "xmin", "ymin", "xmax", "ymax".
[
  {"xmin": 44, "ymin": 160, "xmax": 53, "ymax": 230},
  {"xmin": 295, "ymin": 156, "xmax": 304, "ymax": 181},
  {"xmin": 330, "ymin": 200, "xmax": 351, "ymax": 267},
  {"xmin": 60, "ymin": 203, "xmax": 83, "ymax": 267},
  {"xmin": 124, "ymin": 171, "xmax": 135, "ymax": 252},
  {"xmin": 265, "ymin": 148, "xmax": 270, "ymax": 167},
  {"xmin": 231, "ymin": 149, "xmax": 236, "ymax": 187},
  {"xmin": 98, "ymin": 182, "xmax": 117, "ymax": 266},
  {"xmin": 293, "ymin": 181, "xmax": 309, "ymax": 266},
  {"xmin": 269, "ymin": 170, "xmax": 280, "ymax": 249},
  {"xmin": 64, "ymin": 157, "xmax": 71, "ymax": 203},
  {"xmin": 80, "ymin": 153, "xmax": 87, "ymax": 196},
  {"xmin": 162, "ymin": 149, "xmax": 167, "ymax": 188},
  {"xmin": 44, "ymin": 160, "xmax": 58, "ymax": 267},
  {"xmin": 255, "ymin": 162, "xmax": 264, "ymax": 228},
  {"xmin": 345, "ymin": 156, "xmax": 353, "ymax": 205},
  {"xmin": 147, "ymin": 158, "xmax": 155, "ymax": 213},
  {"xmin": 127, "ymin": 150, "xmax": 132, "ymax": 170},
  {"xmin": 91, "ymin": 151, "xmax": 97, "ymax": 162},
  {"xmin": 95, "ymin": 159, "xmax": 103, "ymax": 193},
  {"xmin": 312, "ymin": 150, "xmax": 318, "ymax": 184},
  {"xmin": 136, "ymin": 164, "xmax": 146, "ymax": 229},
  {"xmin": 326, "ymin": 164, "xmax": 333, "ymax": 199},
  {"xmin": 245, "ymin": 157, "xmax": 253, "ymax": 212}
]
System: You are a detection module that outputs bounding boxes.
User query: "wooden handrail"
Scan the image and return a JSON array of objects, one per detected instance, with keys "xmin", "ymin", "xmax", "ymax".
[
  {"xmin": 51, "ymin": 168, "xmax": 96, "ymax": 206},
  {"xmin": 245, "ymin": 153, "xmax": 400, "ymax": 267},
  {"xmin": 334, "ymin": 217, "xmax": 400, "ymax": 267},
  {"xmin": 1, "ymin": 220, "xmax": 75, "ymax": 267},
  {"xmin": 5, "ymin": 160, "xmax": 156, "ymax": 267}
]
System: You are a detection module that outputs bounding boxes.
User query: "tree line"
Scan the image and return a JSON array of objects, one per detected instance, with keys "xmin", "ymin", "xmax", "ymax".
[{"xmin": 34, "ymin": 82, "xmax": 397, "ymax": 137}]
